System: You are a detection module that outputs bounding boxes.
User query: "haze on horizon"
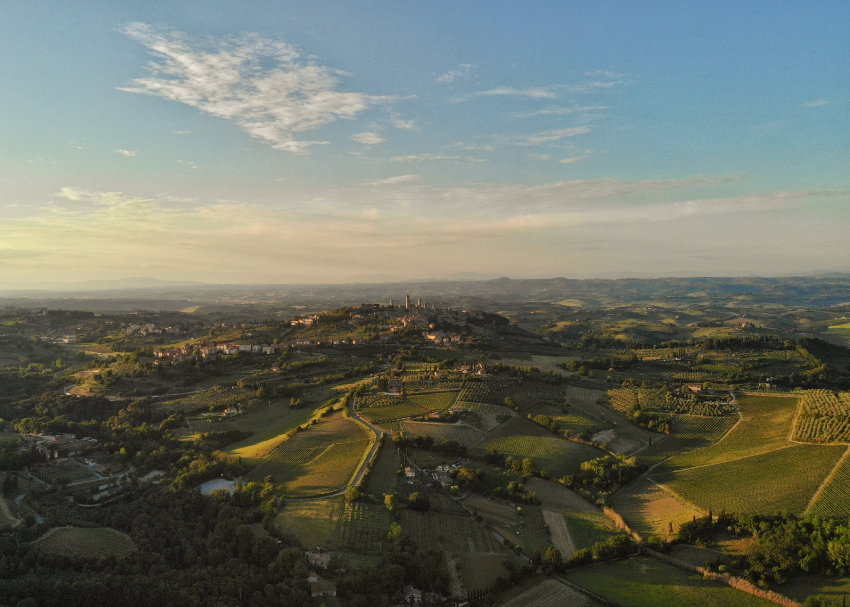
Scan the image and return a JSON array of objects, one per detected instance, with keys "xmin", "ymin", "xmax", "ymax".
[{"xmin": 1, "ymin": 2, "xmax": 848, "ymax": 287}]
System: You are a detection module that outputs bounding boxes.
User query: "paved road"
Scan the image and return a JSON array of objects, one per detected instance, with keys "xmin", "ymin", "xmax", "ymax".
[{"xmin": 286, "ymin": 396, "xmax": 385, "ymax": 502}]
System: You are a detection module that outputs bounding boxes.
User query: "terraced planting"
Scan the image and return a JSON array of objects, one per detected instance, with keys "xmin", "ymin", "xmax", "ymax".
[
  {"xmin": 32, "ymin": 527, "xmax": 137, "ymax": 558},
  {"xmin": 476, "ymin": 418, "xmax": 603, "ymax": 478},
  {"xmin": 793, "ymin": 390, "xmax": 850, "ymax": 443},
  {"xmin": 658, "ymin": 444, "xmax": 846, "ymax": 515},
  {"xmin": 807, "ymin": 447, "xmax": 850, "ymax": 519}
]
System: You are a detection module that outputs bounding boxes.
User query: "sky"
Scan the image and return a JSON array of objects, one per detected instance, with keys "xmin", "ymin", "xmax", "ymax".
[{"xmin": 1, "ymin": 1, "xmax": 848, "ymax": 286}]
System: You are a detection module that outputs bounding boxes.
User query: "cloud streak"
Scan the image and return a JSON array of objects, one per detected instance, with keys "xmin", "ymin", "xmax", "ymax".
[{"xmin": 119, "ymin": 23, "xmax": 393, "ymax": 153}]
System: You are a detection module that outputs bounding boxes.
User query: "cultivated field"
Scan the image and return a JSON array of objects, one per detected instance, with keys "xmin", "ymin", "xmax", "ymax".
[
  {"xmin": 475, "ymin": 418, "xmax": 603, "ymax": 478},
  {"xmin": 276, "ymin": 498, "xmax": 342, "ymax": 548},
  {"xmin": 398, "ymin": 420, "xmax": 484, "ymax": 446},
  {"xmin": 363, "ymin": 445, "xmax": 401, "ymax": 496},
  {"xmin": 609, "ymin": 476, "xmax": 704, "ymax": 539},
  {"xmin": 565, "ymin": 555, "xmax": 779, "ymax": 607},
  {"xmin": 520, "ymin": 478, "xmax": 615, "ymax": 551},
  {"xmin": 333, "ymin": 500, "xmax": 392, "ymax": 553},
  {"xmin": 542, "ymin": 509, "xmax": 575, "ymax": 557},
  {"xmin": 637, "ymin": 414, "xmax": 738, "ymax": 467},
  {"xmin": 668, "ymin": 395, "xmax": 797, "ymax": 469},
  {"xmin": 245, "ymin": 412, "xmax": 372, "ymax": 495},
  {"xmin": 453, "ymin": 401, "xmax": 514, "ymax": 432},
  {"xmin": 463, "ymin": 495, "xmax": 518, "ymax": 526},
  {"xmin": 357, "ymin": 391, "xmax": 458, "ymax": 422},
  {"xmin": 459, "ymin": 554, "xmax": 523, "ymax": 595},
  {"xmin": 31, "ymin": 527, "xmax": 137, "ymax": 558},
  {"xmin": 501, "ymin": 579, "xmax": 594, "ymax": 607},
  {"xmin": 658, "ymin": 444, "xmax": 846, "ymax": 515},
  {"xmin": 807, "ymin": 447, "xmax": 850, "ymax": 518},
  {"xmin": 793, "ymin": 390, "xmax": 850, "ymax": 443},
  {"xmin": 399, "ymin": 493, "xmax": 509, "ymax": 554}
]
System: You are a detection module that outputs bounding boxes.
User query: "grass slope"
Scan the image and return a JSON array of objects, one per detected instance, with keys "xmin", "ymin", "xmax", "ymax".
[
  {"xmin": 668, "ymin": 395, "xmax": 798, "ymax": 469},
  {"xmin": 566, "ymin": 555, "xmax": 779, "ymax": 607},
  {"xmin": 658, "ymin": 444, "xmax": 846, "ymax": 515},
  {"xmin": 475, "ymin": 417, "xmax": 603, "ymax": 478}
]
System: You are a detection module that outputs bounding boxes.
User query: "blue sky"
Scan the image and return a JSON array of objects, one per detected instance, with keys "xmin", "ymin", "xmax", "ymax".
[{"xmin": 1, "ymin": 2, "xmax": 848, "ymax": 285}]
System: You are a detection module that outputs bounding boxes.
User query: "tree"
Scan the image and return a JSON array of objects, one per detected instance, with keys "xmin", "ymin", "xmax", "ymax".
[
  {"xmin": 345, "ymin": 487, "xmax": 361, "ymax": 502},
  {"xmin": 544, "ymin": 545, "xmax": 562, "ymax": 570},
  {"xmin": 384, "ymin": 493, "xmax": 396, "ymax": 512},
  {"xmin": 388, "ymin": 522, "xmax": 403, "ymax": 540},
  {"xmin": 408, "ymin": 492, "xmax": 430, "ymax": 512},
  {"xmin": 522, "ymin": 458, "xmax": 535, "ymax": 478}
]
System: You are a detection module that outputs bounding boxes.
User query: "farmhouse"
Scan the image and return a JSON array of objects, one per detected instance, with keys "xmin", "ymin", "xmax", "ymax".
[
  {"xmin": 305, "ymin": 550, "xmax": 331, "ymax": 569},
  {"xmin": 404, "ymin": 467, "xmax": 416, "ymax": 479},
  {"xmin": 36, "ymin": 436, "xmax": 97, "ymax": 458},
  {"xmin": 308, "ymin": 574, "xmax": 337, "ymax": 598}
]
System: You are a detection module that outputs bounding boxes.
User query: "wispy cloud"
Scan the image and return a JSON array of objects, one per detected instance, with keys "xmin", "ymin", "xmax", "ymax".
[
  {"xmin": 503, "ymin": 126, "xmax": 592, "ymax": 146},
  {"xmin": 173, "ymin": 130, "xmax": 191, "ymax": 135},
  {"xmin": 450, "ymin": 142, "xmax": 496, "ymax": 152},
  {"xmin": 389, "ymin": 154, "xmax": 460, "ymax": 161},
  {"xmin": 392, "ymin": 119, "xmax": 418, "ymax": 130},
  {"xmin": 515, "ymin": 105, "xmax": 608, "ymax": 118},
  {"xmin": 455, "ymin": 87, "xmax": 559, "ymax": 102},
  {"xmin": 352, "ymin": 132, "xmax": 385, "ymax": 145},
  {"xmin": 435, "ymin": 64, "xmax": 475, "ymax": 84},
  {"xmin": 560, "ymin": 156, "xmax": 584, "ymax": 164},
  {"xmin": 119, "ymin": 23, "xmax": 394, "ymax": 153},
  {"xmin": 366, "ymin": 174, "xmax": 420, "ymax": 185},
  {"xmin": 116, "ymin": 149, "xmax": 136, "ymax": 157},
  {"xmin": 2, "ymin": 182, "xmax": 844, "ymax": 284},
  {"xmin": 804, "ymin": 99, "xmax": 829, "ymax": 107}
]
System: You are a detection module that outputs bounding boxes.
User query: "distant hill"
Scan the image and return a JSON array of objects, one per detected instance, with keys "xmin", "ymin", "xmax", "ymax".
[{"xmin": 1, "ymin": 274, "xmax": 849, "ymax": 312}]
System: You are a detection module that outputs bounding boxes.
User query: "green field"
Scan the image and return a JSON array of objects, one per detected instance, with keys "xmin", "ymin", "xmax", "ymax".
[
  {"xmin": 635, "ymin": 414, "xmax": 738, "ymax": 466},
  {"xmin": 245, "ymin": 412, "xmax": 372, "ymax": 496},
  {"xmin": 275, "ymin": 498, "xmax": 342, "ymax": 548},
  {"xmin": 658, "ymin": 444, "xmax": 846, "ymax": 515},
  {"xmin": 32, "ymin": 527, "xmax": 137, "ymax": 558},
  {"xmin": 807, "ymin": 447, "xmax": 850, "ymax": 518},
  {"xmin": 475, "ymin": 418, "xmax": 604, "ymax": 478},
  {"xmin": 333, "ymin": 499, "xmax": 393, "ymax": 553},
  {"xmin": 565, "ymin": 555, "xmax": 779, "ymax": 607},
  {"xmin": 358, "ymin": 391, "xmax": 459, "ymax": 422},
  {"xmin": 364, "ymin": 445, "xmax": 401, "ymax": 496},
  {"xmin": 398, "ymin": 420, "xmax": 484, "ymax": 446},
  {"xmin": 667, "ymin": 395, "xmax": 797, "ymax": 469}
]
